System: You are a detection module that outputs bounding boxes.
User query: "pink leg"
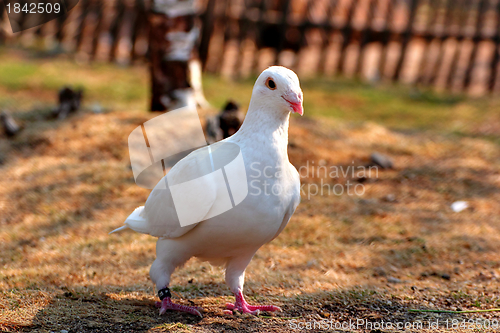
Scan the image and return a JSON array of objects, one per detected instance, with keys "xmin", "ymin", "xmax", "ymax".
[
  {"xmin": 225, "ymin": 290, "xmax": 281, "ymax": 315},
  {"xmin": 155, "ymin": 297, "xmax": 202, "ymax": 317}
]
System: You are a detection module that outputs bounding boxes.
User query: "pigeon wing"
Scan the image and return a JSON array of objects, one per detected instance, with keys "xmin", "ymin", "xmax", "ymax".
[{"xmin": 138, "ymin": 147, "xmax": 220, "ymax": 238}]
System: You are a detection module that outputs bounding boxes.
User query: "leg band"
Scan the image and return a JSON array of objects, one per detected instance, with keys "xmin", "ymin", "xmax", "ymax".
[{"xmin": 158, "ymin": 287, "xmax": 172, "ymax": 300}]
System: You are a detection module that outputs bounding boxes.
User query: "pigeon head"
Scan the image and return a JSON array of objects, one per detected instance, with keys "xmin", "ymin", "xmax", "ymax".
[{"xmin": 252, "ymin": 66, "xmax": 303, "ymax": 116}]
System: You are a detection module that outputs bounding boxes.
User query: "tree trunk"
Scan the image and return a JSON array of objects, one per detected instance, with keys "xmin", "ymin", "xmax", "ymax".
[{"xmin": 148, "ymin": 0, "xmax": 202, "ymax": 112}]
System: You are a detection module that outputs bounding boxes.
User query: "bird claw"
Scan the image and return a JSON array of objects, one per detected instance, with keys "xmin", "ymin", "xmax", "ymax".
[
  {"xmin": 156, "ymin": 297, "xmax": 203, "ymax": 317},
  {"xmin": 225, "ymin": 292, "xmax": 281, "ymax": 315},
  {"xmin": 225, "ymin": 304, "xmax": 259, "ymax": 316}
]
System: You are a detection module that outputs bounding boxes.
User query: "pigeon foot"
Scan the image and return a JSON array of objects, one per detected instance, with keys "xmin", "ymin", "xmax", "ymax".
[
  {"xmin": 155, "ymin": 297, "xmax": 202, "ymax": 317},
  {"xmin": 225, "ymin": 290, "xmax": 281, "ymax": 315}
]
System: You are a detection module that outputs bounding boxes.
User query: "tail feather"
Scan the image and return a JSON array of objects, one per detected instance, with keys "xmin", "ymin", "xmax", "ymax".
[
  {"xmin": 109, "ymin": 206, "xmax": 147, "ymax": 235},
  {"xmin": 109, "ymin": 225, "xmax": 128, "ymax": 234}
]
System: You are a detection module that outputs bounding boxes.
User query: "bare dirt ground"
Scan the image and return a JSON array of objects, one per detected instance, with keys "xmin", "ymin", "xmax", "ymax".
[{"xmin": 1, "ymin": 103, "xmax": 499, "ymax": 332}]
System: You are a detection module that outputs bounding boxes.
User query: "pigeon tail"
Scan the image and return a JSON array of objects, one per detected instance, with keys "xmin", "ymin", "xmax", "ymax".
[
  {"xmin": 110, "ymin": 206, "xmax": 147, "ymax": 234},
  {"xmin": 109, "ymin": 225, "xmax": 128, "ymax": 234}
]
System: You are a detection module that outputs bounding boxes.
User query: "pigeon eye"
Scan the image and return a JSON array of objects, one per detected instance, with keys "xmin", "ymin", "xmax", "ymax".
[{"xmin": 266, "ymin": 78, "xmax": 277, "ymax": 90}]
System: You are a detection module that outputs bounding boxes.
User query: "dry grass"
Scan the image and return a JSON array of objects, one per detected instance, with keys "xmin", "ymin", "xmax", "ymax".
[{"xmin": 1, "ymin": 49, "xmax": 500, "ymax": 332}]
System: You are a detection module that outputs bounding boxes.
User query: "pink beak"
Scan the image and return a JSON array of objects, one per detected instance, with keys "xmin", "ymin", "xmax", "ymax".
[{"xmin": 282, "ymin": 91, "xmax": 303, "ymax": 116}]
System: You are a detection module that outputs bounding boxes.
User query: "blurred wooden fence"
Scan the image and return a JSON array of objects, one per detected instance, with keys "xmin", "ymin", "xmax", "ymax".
[
  {"xmin": 2, "ymin": 0, "xmax": 500, "ymax": 94},
  {"xmin": 0, "ymin": 0, "xmax": 151, "ymax": 63}
]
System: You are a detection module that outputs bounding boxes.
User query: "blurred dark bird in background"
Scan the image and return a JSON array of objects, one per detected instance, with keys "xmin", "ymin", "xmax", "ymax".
[
  {"xmin": 54, "ymin": 87, "xmax": 83, "ymax": 119},
  {"xmin": 219, "ymin": 100, "xmax": 243, "ymax": 138},
  {"xmin": 205, "ymin": 100, "xmax": 244, "ymax": 143},
  {"xmin": 205, "ymin": 116, "xmax": 222, "ymax": 144},
  {"xmin": 1, "ymin": 111, "xmax": 21, "ymax": 137}
]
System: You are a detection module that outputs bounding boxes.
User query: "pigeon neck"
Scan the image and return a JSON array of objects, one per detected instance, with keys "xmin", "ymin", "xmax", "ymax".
[{"xmin": 235, "ymin": 104, "xmax": 290, "ymax": 155}]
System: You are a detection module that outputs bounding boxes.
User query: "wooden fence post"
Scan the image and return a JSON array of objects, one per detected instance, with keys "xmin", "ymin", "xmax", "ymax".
[
  {"xmin": 414, "ymin": 0, "xmax": 439, "ymax": 85},
  {"xmin": 291, "ymin": 0, "xmax": 313, "ymax": 70},
  {"xmin": 251, "ymin": 0, "xmax": 269, "ymax": 73},
  {"xmin": 130, "ymin": 0, "xmax": 148, "ymax": 62},
  {"xmin": 392, "ymin": 0, "xmax": 419, "ymax": 81},
  {"xmin": 215, "ymin": 0, "xmax": 230, "ymax": 74},
  {"xmin": 273, "ymin": 0, "xmax": 292, "ymax": 65},
  {"xmin": 378, "ymin": 0, "xmax": 395, "ymax": 78},
  {"xmin": 336, "ymin": 0, "xmax": 358, "ymax": 75},
  {"xmin": 426, "ymin": 0, "xmax": 454, "ymax": 86},
  {"xmin": 446, "ymin": 0, "xmax": 473, "ymax": 90},
  {"xmin": 90, "ymin": 0, "xmax": 104, "ymax": 61},
  {"xmin": 109, "ymin": 0, "xmax": 127, "ymax": 62},
  {"xmin": 75, "ymin": 0, "xmax": 92, "ymax": 53},
  {"xmin": 317, "ymin": 0, "xmax": 340, "ymax": 75},
  {"xmin": 463, "ymin": 0, "xmax": 488, "ymax": 90},
  {"xmin": 488, "ymin": 0, "xmax": 500, "ymax": 92},
  {"xmin": 199, "ymin": 0, "xmax": 216, "ymax": 70},
  {"xmin": 0, "ymin": 5, "xmax": 4, "ymax": 43},
  {"xmin": 355, "ymin": 0, "xmax": 378, "ymax": 77},
  {"xmin": 232, "ymin": 0, "xmax": 251, "ymax": 78}
]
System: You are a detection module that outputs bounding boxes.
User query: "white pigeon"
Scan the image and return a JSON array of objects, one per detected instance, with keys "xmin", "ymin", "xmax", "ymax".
[{"xmin": 111, "ymin": 66, "xmax": 303, "ymax": 316}]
